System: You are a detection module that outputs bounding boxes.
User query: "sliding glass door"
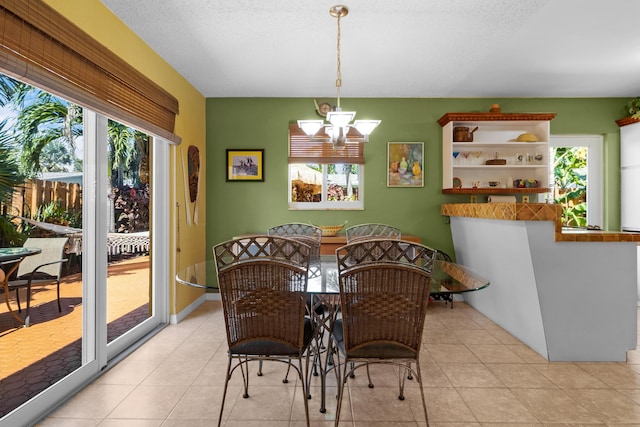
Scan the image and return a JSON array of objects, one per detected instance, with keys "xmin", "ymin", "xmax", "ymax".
[{"xmin": 0, "ymin": 84, "xmax": 169, "ymax": 427}]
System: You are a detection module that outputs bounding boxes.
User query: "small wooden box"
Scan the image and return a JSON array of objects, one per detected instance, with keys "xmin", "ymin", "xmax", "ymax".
[{"xmin": 485, "ymin": 159, "xmax": 507, "ymax": 165}]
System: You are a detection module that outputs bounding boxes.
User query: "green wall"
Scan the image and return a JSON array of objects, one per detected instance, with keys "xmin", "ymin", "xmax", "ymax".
[{"xmin": 206, "ymin": 97, "xmax": 628, "ymax": 259}]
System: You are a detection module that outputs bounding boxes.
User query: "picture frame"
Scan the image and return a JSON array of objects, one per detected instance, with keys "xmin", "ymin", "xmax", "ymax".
[
  {"xmin": 387, "ymin": 142, "xmax": 424, "ymax": 187},
  {"xmin": 226, "ymin": 149, "xmax": 264, "ymax": 181}
]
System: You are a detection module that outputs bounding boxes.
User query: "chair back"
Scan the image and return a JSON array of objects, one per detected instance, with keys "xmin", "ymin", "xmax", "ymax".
[
  {"xmin": 336, "ymin": 239, "xmax": 434, "ymax": 358},
  {"xmin": 337, "ymin": 238, "xmax": 437, "ymax": 274},
  {"xmin": 18, "ymin": 237, "xmax": 68, "ymax": 278},
  {"xmin": 268, "ymin": 223, "xmax": 322, "ymax": 265},
  {"xmin": 213, "ymin": 235, "xmax": 311, "ymax": 354},
  {"xmin": 345, "ymin": 223, "xmax": 401, "ymax": 243}
]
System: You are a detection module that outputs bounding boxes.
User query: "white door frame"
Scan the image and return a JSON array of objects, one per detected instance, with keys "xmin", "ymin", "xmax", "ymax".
[{"xmin": 550, "ymin": 134, "xmax": 603, "ymax": 228}]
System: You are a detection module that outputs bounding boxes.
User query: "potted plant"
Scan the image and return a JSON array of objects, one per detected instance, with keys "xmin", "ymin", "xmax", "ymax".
[{"xmin": 626, "ymin": 97, "xmax": 640, "ymax": 119}]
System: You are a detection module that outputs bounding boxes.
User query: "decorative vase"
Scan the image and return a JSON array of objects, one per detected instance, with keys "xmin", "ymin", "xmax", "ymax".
[
  {"xmin": 412, "ymin": 161, "xmax": 421, "ymax": 176},
  {"xmin": 399, "ymin": 157, "xmax": 408, "ymax": 174}
]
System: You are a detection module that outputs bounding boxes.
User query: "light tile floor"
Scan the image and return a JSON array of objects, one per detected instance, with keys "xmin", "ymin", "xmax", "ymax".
[{"xmin": 38, "ymin": 300, "xmax": 640, "ymax": 426}]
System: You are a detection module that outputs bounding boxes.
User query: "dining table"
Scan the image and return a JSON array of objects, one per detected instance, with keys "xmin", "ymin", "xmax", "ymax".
[
  {"xmin": 0, "ymin": 246, "xmax": 43, "ymax": 325},
  {"xmin": 176, "ymin": 253, "xmax": 490, "ymax": 413}
]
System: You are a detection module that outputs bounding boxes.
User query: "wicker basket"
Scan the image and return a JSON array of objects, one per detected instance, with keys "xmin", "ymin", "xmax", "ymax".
[{"xmin": 318, "ymin": 224, "xmax": 344, "ymax": 237}]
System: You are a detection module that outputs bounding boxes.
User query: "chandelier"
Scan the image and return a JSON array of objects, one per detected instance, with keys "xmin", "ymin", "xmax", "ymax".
[{"xmin": 297, "ymin": 5, "xmax": 380, "ymax": 147}]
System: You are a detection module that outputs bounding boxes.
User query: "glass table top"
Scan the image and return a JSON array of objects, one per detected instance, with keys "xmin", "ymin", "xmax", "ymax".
[
  {"xmin": 0, "ymin": 247, "xmax": 42, "ymax": 262},
  {"xmin": 176, "ymin": 255, "xmax": 490, "ymax": 295}
]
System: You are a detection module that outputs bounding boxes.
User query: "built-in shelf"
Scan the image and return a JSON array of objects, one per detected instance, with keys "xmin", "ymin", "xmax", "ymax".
[{"xmin": 440, "ymin": 110, "xmax": 556, "ymax": 200}]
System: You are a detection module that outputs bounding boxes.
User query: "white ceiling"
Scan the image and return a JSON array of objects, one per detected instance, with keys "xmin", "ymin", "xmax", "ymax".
[{"xmin": 100, "ymin": 0, "xmax": 640, "ymax": 99}]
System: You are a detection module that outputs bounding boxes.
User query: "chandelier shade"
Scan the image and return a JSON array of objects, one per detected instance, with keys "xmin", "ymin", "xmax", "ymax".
[{"xmin": 297, "ymin": 5, "xmax": 380, "ymax": 147}]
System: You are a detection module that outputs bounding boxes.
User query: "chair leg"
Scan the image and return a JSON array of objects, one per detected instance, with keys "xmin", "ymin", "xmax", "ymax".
[
  {"xmin": 217, "ymin": 357, "xmax": 233, "ymax": 427},
  {"xmin": 56, "ymin": 280, "xmax": 62, "ymax": 312},
  {"xmin": 14, "ymin": 289, "xmax": 21, "ymax": 313},
  {"xmin": 283, "ymin": 360, "xmax": 292, "ymax": 383},
  {"xmin": 239, "ymin": 357, "xmax": 250, "ymax": 398},
  {"xmin": 398, "ymin": 365, "xmax": 407, "ymax": 400},
  {"xmin": 334, "ymin": 358, "xmax": 349, "ymax": 427},
  {"xmin": 25, "ymin": 283, "xmax": 33, "ymax": 327},
  {"xmin": 299, "ymin": 353, "xmax": 311, "ymax": 426},
  {"xmin": 366, "ymin": 363, "xmax": 374, "ymax": 388},
  {"xmin": 415, "ymin": 360, "xmax": 430, "ymax": 426}
]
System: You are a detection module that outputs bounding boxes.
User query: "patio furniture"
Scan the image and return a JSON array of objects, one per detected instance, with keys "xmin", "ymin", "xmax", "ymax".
[
  {"xmin": 212, "ymin": 235, "xmax": 315, "ymax": 427},
  {"xmin": 332, "ymin": 238, "xmax": 435, "ymax": 426},
  {"xmin": 6, "ymin": 237, "xmax": 69, "ymax": 327}
]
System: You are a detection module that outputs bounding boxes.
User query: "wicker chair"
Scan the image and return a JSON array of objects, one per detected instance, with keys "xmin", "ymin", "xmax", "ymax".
[
  {"xmin": 213, "ymin": 235, "xmax": 315, "ymax": 427},
  {"xmin": 267, "ymin": 223, "xmax": 327, "ymax": 379},
  {"xmin": 6, "ymin": 237, "xmax": 69, "ymax": 327},
  {"xmin": 331, "ymin": 239, "xmax": 437, "ymax": 426},
  {"xmin": 268, "ymin": 223, "xmax": 322, "ymax": 265},
  {"xmin": 345, "ymin": 223, "xmax": 401, "ymax": 243}
]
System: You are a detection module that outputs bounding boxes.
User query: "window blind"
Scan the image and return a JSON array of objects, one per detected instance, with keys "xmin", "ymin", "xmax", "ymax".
[
  {"xmin": 0, "ymin": 0, "xmax": 181, "ymax": 144},
  {"xmin": 289, "ymin": 124, "xmax": 364, "ymax": 164}
]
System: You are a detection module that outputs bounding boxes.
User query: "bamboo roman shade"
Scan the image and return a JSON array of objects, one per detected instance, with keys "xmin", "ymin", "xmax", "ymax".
[
  {"xmin": 0, "ymin": 0, "xmax": 181, "ymax": 144},
  {"xmin": 289, "ymin": 124, "xmax": 364, "ymax": 164}
]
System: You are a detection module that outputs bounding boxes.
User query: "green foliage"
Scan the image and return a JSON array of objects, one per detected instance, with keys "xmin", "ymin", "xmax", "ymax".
[
  {"xmin": 40, "ymin": 139, "xmax": 75, "ymax": 172},
  {"xmin": 627, "ymin": 97, "xmax": 640, "ymax": 118},
  {"xmin": 34, "ymin": 200, "xmax": 81, "ymax": 228},
  {"xmin": 0, "ymin": 216, "xmax": 25, "ymax": 247},
  {"xmin": 552, "ymin": 147, "xmax": 587, "ymax": 227},
  {"xmin": 0, "ymin": 75, "xmax": 82, "ymax": 177},
  {"xmin": 107, "ymin": 121, "xmax": 147, "ymax": 187},
  {"xmin": 0, "ymin": 119, "xmax": 24, "ymax": 205},
  {"xmin": 16, "ymin": 93, "xmax": 82, "ymax": 176}
]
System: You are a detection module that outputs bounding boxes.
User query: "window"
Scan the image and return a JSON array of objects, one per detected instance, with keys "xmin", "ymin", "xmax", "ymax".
[
  {"xmin": 288, "ymin": 124, "xmax": 364, "ymax": 210},
  {"xmin": 289, "ymin": 163, "xmax": 363, "ymax": 210}
]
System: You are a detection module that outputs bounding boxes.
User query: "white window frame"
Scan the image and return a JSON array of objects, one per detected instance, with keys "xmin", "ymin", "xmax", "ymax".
[{"xmin": 288, "ymin": 163, "xmax": 364, "ymax": 210}]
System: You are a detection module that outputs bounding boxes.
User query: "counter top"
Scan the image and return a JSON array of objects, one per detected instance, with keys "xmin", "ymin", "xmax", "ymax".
[{"xmin": 441, "ymin": 203, "xmax": 640, "ymax": 242}]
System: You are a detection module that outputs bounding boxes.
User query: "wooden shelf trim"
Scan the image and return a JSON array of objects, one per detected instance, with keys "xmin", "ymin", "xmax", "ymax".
[
  {"xmin": 438, "ymin": 112, "xmax": 557, "ymax": 127},
  {"xmin": 442, "ymin": 187, "xmax": 550, "ymax": 194},
  {"xmin": 616, "ymin": 116, "xmax": 640, "ymax": 127}
]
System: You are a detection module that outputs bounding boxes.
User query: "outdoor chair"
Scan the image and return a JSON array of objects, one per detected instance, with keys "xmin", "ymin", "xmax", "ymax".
[
  {"xmin": 345, "ymin": 223, "xmax": 401, "ymax": 243},
  {"xmin": 331, "ymin": 238, "xmax": 436, "ymax": 426},
  {"xmin": 7, "ymin": 237, "xmax": 69, "ymax": 327},
  {"xmin": 213, "ymin": 235, "xmax": 315, "ymax": 427}
]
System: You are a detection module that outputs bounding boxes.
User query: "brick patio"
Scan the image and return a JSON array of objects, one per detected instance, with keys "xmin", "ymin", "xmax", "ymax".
[{"xmin": 0, "ymin": 255, "xmax": 150, "ymax": 417}]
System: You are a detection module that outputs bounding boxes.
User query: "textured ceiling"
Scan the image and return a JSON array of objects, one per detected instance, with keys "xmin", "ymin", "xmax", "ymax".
[{"xmin": 100, "ymin": 0, "xmax": 640, "ymax": 98}]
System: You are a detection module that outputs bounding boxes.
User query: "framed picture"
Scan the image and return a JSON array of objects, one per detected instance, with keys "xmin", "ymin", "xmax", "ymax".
[
  {"xmin": 387, "ymin": 142, "xmax": 424, "ymax": 187},
  {"xmin": 226, "ymin": 149, "xmax": 264, "ymax": 181}
]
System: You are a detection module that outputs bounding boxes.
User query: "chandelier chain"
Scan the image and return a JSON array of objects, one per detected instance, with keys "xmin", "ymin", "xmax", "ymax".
[{"xmin": 336, "ymin": 11, "xmax": 342, "ymax": 108}]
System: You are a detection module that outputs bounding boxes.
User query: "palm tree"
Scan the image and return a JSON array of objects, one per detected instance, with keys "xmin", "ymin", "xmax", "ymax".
[
  {"xmin": 0, "ymin": 75, "xmax": 81, "ymax": 176},
  {"xmin": 0, "ymin": 118, "xmax": 26, "ymax": 246},
  {"xmin": 107, "ymin": 121, "xmax": 136, "ymax": 188},
  {"xmin": 15, "ymin": 91, "xmax": 82, "ymax": 176}
]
